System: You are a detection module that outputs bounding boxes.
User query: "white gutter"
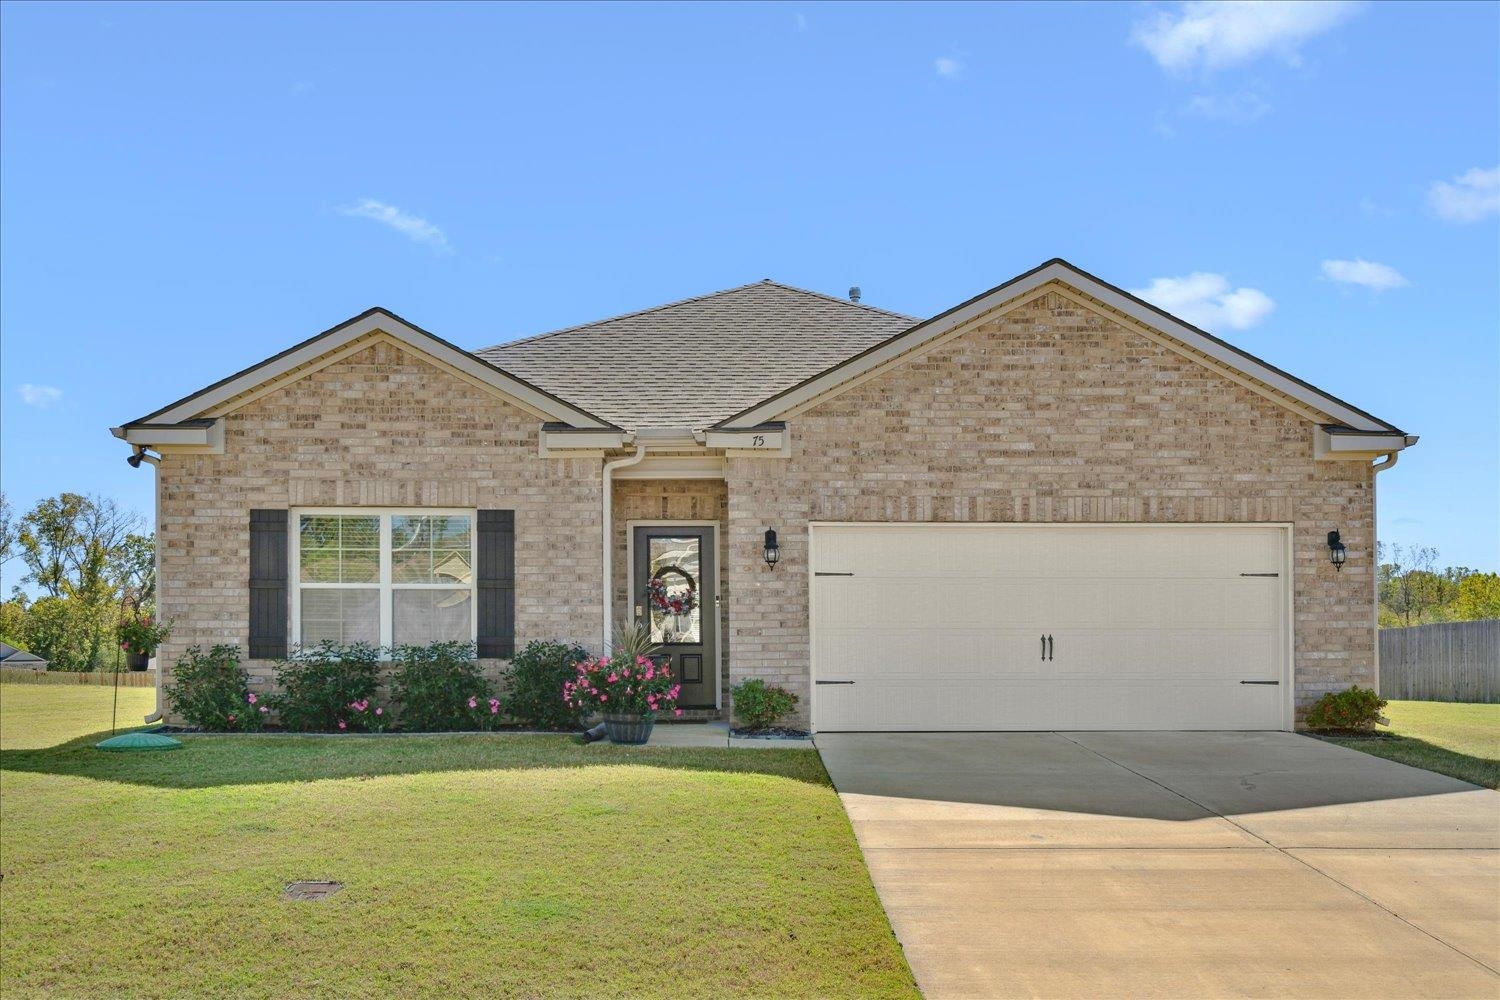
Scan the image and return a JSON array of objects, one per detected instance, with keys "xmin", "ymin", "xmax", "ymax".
[
  {"xmin": 1370, "ymin": 450, "xmax": 1399, "ymax": 699},
  {"xmin": 131, "ymin": 448, "xmax": 167, "ymax": 724},
  {"xmin": 601, "ymin": 442, "xmax": 645, "ymax": 652}
]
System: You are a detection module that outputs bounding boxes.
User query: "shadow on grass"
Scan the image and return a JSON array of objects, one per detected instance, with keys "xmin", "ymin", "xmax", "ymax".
[
  {"xmin": 1322, "ymin": 733, "xmax": 1500, "ymax": 790},
  {"xmin": 0, "ymin": 728, "xmax": 831, "ymax": 791}
]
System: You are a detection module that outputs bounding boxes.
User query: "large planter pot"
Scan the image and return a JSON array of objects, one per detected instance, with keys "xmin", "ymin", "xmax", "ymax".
[
  {"xmin": 127, "ymin": 652, "xmax": 151, "ymax": 672},
  {"xmin": 603, "ymin": 713, "xmax": 654, "ymax": 745}
]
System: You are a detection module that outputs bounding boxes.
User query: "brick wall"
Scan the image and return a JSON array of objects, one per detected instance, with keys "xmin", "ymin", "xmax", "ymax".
[
  {"xmin": 155, "ymin": 337, "xmax": 603, "ymax": 720},
  {"xmin": 725, "ymin": 288, "xmax": 1376, "ymax": 728}
]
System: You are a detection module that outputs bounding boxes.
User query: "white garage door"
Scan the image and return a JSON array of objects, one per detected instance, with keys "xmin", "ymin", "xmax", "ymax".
[{"xmin": 810, "ymin": 524, "xmax": 1289, "ymax": 732}]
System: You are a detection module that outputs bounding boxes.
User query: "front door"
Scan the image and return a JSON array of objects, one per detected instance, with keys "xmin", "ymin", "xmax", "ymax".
[{"xmin": 632, "ymin": 525, "xmax": 716, "ymax": 709}]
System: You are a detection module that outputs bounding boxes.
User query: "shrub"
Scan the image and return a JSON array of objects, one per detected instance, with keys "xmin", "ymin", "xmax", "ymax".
[
  {"xmin": 271, "ymin": 642, "xmax": 382, "ymax": 732},
  {"xmin": 502, "ymin": 640, "xmax": 590, "ymax": 730},
  {"xmin": 165, "ymin": 644, "xmax": 263, "ymax": 731},
  {"xmin": 390, "ymin": 641, "xmax": 495, "ymax": 731},
  {"xmin": 730, "ymin": 679, "xmax": 799, "ymax": 731},
  {"xmin": 1304, "ymin": 686, "xmax": 1388, "ymax": 731}
]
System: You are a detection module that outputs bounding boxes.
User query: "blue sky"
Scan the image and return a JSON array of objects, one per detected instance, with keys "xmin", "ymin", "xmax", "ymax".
[{"xmin": 2, "ymin": 1, "xmax": 1497, "ymax": 590}]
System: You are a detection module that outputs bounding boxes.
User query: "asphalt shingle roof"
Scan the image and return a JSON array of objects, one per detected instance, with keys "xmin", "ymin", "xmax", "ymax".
[{"xmin": 475, "ymin": 280, "xmax": 917, "ymax": 430}]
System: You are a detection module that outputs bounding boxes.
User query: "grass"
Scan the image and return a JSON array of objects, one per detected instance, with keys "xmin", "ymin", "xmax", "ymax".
[
  {"xmin": 1323, "ymin": 699, "xmax": 1500, "ymax": 789},
  {"xmin": 0, "ymin": 682, "xmax": 157, "ymax": 750},
  {"xmin": 0, "ymin": 686, "xmax": 917, "ymax": 999}
]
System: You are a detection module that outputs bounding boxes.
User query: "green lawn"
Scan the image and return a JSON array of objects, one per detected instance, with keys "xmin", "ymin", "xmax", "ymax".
[
  {"xmin": 0, "ymin": 682, "xmax": 157, "ymax": 750},
  {"xmin": 1324, "ymin": 699, "xmax": 1500, "ymax": 789},
  {"xmin": 0, "ymin": 686, "xmax": 916, "ymax": 999}
]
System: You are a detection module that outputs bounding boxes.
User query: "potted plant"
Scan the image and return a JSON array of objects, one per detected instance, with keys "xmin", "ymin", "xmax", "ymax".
[
  {"xmin": 118, "ymin": 615, "xmax": 171, "ymax": 671},
  {"xmin": 563, "ymin": 626, "xmax": 681, "ymax": 744}
]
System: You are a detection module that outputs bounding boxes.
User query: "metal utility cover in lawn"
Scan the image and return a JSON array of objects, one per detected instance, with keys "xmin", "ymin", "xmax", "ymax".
[
  {"xmin": 283, "ymin": 881, "xmax": 344, "ymax": 901},
  {"xmin": 94, "ymin": 731, "xmax": 183, "ymax": 751}
]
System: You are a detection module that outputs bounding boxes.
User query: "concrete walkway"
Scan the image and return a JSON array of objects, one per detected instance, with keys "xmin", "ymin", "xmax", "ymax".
[
  {"xmin": 628, "ymin": 720, "xmax": 815, "ymax": 750},
  {"xmin": 818, "ymin": 731, "xmax": 1500, "ymax": 999}
]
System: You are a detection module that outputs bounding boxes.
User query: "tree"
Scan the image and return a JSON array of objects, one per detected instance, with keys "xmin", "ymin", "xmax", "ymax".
[
  {"xmin": 117, "ymin": 533, "xmax": 157, "ymax": 615},
  {"xmin": 14, "ymin": 494, "xmax": 145, "ymax": 669},
  {"xmin": 1377, "ymin": 542, "xmax": 1443, "ymax": 626},
  {"xmin": 1453, "ymin": 573, "xmax": 1500, "ymax": 622},
  {"xmin": 0, "ymin": 491, "xmax": 14, "ymax": 565}
]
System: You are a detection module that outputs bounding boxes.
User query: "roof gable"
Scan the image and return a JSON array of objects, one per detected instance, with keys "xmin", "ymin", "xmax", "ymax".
[
  {"xmin": 120, "ymin": 307, "xmax": 615, "ymax": 431},
  {"xmin": 717, "ymin": 259, "xmax": 1407, "ymax": 435},
  {"xmin": 477, "ymin": 281, "xmax": 916, "ymax": 430}
]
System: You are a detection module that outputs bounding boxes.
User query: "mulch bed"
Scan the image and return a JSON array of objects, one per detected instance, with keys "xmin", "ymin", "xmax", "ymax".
[{"xmin": 730, "ymin": 726, "xmax": 812, "ymax": 740}]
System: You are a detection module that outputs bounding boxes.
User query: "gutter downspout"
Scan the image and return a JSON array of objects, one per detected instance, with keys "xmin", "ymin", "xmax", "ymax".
[
  {"xmin": 1369, "ymin": 451, "xmax": 1399, "ymax": 700},
  {"xmin": 601, "ymin": 442, "xmax": 645, "ymax": 652},
  {"xmin": 131, "ymin": 447, "xmax": 166, "ymax": 724}
]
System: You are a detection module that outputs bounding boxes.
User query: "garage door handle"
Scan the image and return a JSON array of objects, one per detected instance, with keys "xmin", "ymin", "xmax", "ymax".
[
  {"xmin": 1048, "ymin": 635, "xmax": 1054, "ymax": 661},
  {"xmin": 1239, "ymin": 680, "xmax": 1279, "ymax": 685},
  {"xmin": 815, "ymin": 680, "xmax": 855, "ymax": 685},
  {"xmin": 1041, "ymin": 635, "xmax": 1047, "ymax": 661}
]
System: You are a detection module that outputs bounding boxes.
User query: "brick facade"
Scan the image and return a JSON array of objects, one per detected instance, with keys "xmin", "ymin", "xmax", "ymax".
[
  {"xmin": 155, "ymin": 337, "xmax": 603, "ymax": 717},
  {"xmin": 724, "ymin": 289, "xmax": 1375, "ymax": 728},
  {"xmin": 155, "ymin": 289, "xmax": 1380, "ymax": 730}
]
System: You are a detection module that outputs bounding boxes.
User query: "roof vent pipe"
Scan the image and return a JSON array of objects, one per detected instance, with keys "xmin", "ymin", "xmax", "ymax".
[{"xmin": 848, "ymin": 286, "xmax": 861, "ymax": 303}]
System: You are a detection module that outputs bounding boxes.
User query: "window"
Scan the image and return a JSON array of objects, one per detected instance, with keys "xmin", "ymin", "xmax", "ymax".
[{"xmin": 292, "ymin": 510, "xmax": 475, "ymax": 649}]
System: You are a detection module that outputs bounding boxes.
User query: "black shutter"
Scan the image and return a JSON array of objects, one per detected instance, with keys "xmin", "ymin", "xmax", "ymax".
[
  {"xmin": 248, "ymin": 509, "xmax": 289, "ymax": 659},
  {"xmin": 476, "ymin": 509, "xmax": 516, "ymax": 658}
]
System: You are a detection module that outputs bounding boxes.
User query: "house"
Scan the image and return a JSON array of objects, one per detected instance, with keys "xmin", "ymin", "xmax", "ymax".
[
  {"xmin": 0, "ymin": 642, "xmax": 49, "ymax": 671},
  {"xmin": 113, "ymin": 259, "xmax": 1416, "ymax": 731}
]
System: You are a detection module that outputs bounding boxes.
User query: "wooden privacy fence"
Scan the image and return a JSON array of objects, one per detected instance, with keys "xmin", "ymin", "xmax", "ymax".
[
  {"xmin": 0, "ymin": 668, "xmax": 157, "ymax": 688},
  {"xmin": 1380, "ymin": 620, "xmax": 1499, "ymax": 703}
]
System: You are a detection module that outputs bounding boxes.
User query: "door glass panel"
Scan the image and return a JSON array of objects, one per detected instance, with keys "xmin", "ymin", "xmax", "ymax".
[{"xmin": 647, "ymin": 535, "xmax": 701, "ymax": 644}]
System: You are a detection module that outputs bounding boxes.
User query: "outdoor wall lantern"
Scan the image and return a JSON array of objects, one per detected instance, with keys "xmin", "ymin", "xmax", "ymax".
[
  {"xmin": 763, "ymin": 529, "xmax": 780, "ymax": 569},
  {"xmin": 1327, "ymin": 530, "xmax": 1347, "ymax": 571}
]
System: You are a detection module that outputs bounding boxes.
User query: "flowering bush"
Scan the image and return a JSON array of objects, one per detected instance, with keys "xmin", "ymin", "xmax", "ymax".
[
  {"xmin": 164, "ymin": 644, "xmax": 263, "ymax": 732},
  {"xmin": 343, "ymin": 697, "xmax": 391, "ymax": 733},
  {"xmin": 502, "ymin": 640, "xmax": 590, "ymax": 730},
  {"xmin": 1305, "ymin": 686, "xmax": 1388, "ymax": 731},
  {"xmin": 564, "ymin": 653, "xmax": 682, "ymax": 720},
  {"xmin": 118, "ymin": 615, "xmax": 171, "ymax": 658},
  {"xmin": 271, "ymin": 642, "xmax": 382, "ymax": 732},
  {"xmin": 390, "ymin": 642, "xmax": 495, "ymax": 731}
]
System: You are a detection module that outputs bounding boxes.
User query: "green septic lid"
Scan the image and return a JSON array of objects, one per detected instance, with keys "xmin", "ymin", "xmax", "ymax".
[{"xmin": 95, "ymin": 731, "xmax": 183, "ymax": 751}]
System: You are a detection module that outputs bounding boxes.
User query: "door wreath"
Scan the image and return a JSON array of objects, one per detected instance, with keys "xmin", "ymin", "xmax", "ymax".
[{"xmin": 647, "ymin": 568, "xmax": 697, "ymax": 617}]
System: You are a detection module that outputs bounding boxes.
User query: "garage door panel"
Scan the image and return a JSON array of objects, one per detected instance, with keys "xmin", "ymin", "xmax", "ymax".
[{"xmin": 811, "ymin": 525, "xmax": 1288, "ymax": 732}]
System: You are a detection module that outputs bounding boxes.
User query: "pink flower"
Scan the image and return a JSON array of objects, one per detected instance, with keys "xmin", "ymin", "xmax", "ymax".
[
  {"xmin": 227, "ymin": 714, "xmax": 236, "ymax": 724},
  {"xmin": 636, "ymin": 656, "xmax": 649, "ymax": 666},
  {"xmin": 674, "ymin": 709, "xmax": 683, "ymax": 717},
  {"xmin": 600, "ymin": 695, "xmax": 608, "ymax": 702},
  {"xmin": 337, "ymin": 720, "xmax": 347, "ymax": 730},
  {"xmin": 467, "ymin": 696, "xmax": 478, "ymax": 710},
  {"xmin": 259, "ymin": 706, "xmax": 269, "ymax": 714},
  {"xmin": 607, "ymin": 674, "xmax": 618, "ymax": 684},
  {"xmin": 247, "ymin": 692, "xmax": 257, "ymax": 705},
  {"xmin": 375, "ymin": 707, "xmax": 383, "ymax": 716},
  {"xmin": 489, "ymin": 701, "xmax": 500, "ymax": 715}
]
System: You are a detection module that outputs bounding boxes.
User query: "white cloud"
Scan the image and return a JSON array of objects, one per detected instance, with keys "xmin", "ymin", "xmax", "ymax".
[
  {"xmin": 1129, "ymin": 272, "xmax": 1275, "ymax": 331},
  {"xmin": 1428, "ymin": 166, "xmax": 1500, "ymax": 224},
  {"xmin": 1132, "ymin": 1, "xmax": 1361, "ymax": 74},
  {"xmin": 338, "ymin": 198, "xmax": 451, "ymax": 252},
  {"xmin": 17, "ymin": 384, "xmax": 62, "ymax": 408},
  {"xmin": 934, "ymin": 56, "xmax": 963, "ymax": 78},
  {"xmin": 1321, "ymin": 258, "xmax": 1408, "ymax": 291}
]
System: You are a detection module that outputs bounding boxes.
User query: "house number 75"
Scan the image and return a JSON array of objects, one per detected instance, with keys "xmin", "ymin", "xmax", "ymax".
[{"xmin": 751, "ymin": 435, "xmax": 765, "ymax": 446}]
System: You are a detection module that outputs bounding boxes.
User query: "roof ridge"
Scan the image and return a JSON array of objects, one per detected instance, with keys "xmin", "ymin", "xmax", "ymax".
[
  {"xmin": 475, "ymin": 278, "xmax": 918, "ymax": 354},
  {"xmin": 756, "ymin": 279, "xmax": 920, "ymax": 322},
  {"xmin": 476, "ymin": 279, "xmax": 775, "ymax": 353}
]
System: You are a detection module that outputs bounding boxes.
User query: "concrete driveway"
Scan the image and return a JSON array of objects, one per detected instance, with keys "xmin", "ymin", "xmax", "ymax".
[{"xmin": 817, "ymin": 731, "xmax": 1500, "ymax": 999}]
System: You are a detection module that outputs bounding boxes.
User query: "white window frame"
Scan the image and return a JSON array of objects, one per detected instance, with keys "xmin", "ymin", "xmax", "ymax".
[{"xmin": 289, "ymin": 507, "xmax": 478, "ymax": 651}]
